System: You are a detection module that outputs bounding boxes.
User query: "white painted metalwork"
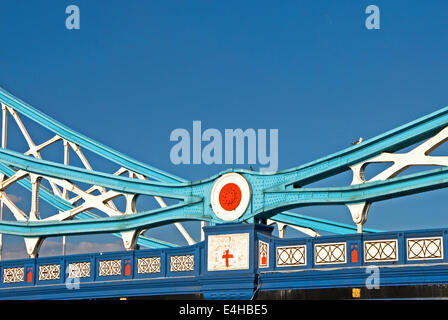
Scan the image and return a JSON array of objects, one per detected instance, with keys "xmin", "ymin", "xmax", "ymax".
[
  {"xmin": 314, "ymin": 242, "xmax": 346, "ymax": 265},
  {"xmin": 98, "ymin": 260, "xmax": 121, "ymax": 276},
  {"xmin": 364, "ymin": 239, "xmax": 398, "ymax": 262},
  {"xmin": 68, "ymin": 262, "xmax": 91, "ymax": 278},
  {"xmin": 137, "ymin": 257, "xmax": 161, "ymax": 274},
  {"xmin": 259, "ymin": 240, "xmax": 269, "ymax": 268},
  {"xmin": 276, "ymin": 244, "xmax": 306, "ymax": 267},
  {"xmin": 207, "ymin": 233, "xmax": 250, "ymax": 271},
  {"xmin": 2, "ymin": 267, "xmax": 24, "ymax": 283},
  {"xmin": 2, "ymin": 94, "xmax": 446, "ymax": 259},
  {"xmin": 170, "ymin": 255, "xmax": 194, "ymax": 272},
  {"xmin": 407, "ymin": 236, "xmax": 443, "ymax": 261},
  {"xmin": 266, "ymin": 219, "xmax": 320, "ymax": 238},
  {"xmin": 349, "ymin": 126, "xmax": 448, "ymax": 232},
  {"xmin": 0, "ymin": 103, "xmax": 198, "ymax": 257},
  {"xmin": 38, "ymin": 264, "xmax": 61, "ymax": 281}
]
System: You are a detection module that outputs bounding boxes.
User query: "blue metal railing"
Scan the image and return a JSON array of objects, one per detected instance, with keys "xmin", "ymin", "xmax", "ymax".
[{"xmin": 0, "ymin": 226, "xmax": 447, "ymax": 299}]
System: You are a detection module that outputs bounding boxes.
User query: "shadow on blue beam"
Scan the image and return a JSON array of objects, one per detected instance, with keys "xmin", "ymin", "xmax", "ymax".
[{"xmin": 0, "ymin": 224, "xmax": 448, "ymax": 300}]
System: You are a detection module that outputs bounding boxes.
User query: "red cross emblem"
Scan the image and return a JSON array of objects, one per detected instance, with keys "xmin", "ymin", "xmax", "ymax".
[{"xmin": 222, "ymin": 249, "xmax": 234, "ymax": 267}]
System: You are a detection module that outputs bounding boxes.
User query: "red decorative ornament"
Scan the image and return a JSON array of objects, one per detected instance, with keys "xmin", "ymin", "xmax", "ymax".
[
  {"xmin": 222, "ymin": 249, "xmax": 234, "ymax": 267},
  {"xmin": 218, "ymin": 183, "xmax": 242, "ymax": 211},
  {"xmin": 351, "ymin": 249, "xmax": 358, "ymax": 263},
  {"xmin": 211, "ymin": 173, "xmax": 251, "ymax": 221},
  {"xmin": 261, "ymin": 252, "xmax": 267, "ymax": 266}
]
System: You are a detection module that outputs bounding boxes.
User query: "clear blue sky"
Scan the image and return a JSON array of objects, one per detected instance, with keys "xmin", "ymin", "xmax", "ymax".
[{"xmin": 0, "ymin": 1, "xmax": 447, "ymax": 258}]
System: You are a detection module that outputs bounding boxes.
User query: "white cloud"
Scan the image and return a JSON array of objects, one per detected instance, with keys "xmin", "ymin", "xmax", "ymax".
[
  {"xmin": 1, "ymin": 242, "xmax": 27, "ymax": 260},
  {"xmin": 0, "ymin": 239, "xmax": 124, "ymax": 260},
  {"xmin": 39, "ymin": 240, "xmax": 124, "ymax": 256},
  {"xmin": 66, "ymin": 241, "xmax": 124, "ymax": 255}
]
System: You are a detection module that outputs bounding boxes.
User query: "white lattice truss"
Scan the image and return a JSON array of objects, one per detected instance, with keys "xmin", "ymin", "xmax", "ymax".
[
  {"xmin": 2, "ymin": 100, "xmax": 448, "ymax": 257},
  {"xmin": 0, "ymin": 103, "xmax": 199, "ymax": 257},
  {"xmin": 349, "ymin": 126, "xmax": 448, "ymax": 231},
  {"xmin": 268, "ymin": 126, "xmax": 448, "ymax": 237},
  {"xmin": 0, "ymin": 104, "xmax": 323, "ymax": 257}
]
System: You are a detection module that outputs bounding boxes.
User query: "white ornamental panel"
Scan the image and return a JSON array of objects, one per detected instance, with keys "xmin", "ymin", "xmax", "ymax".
[
  {"xmin": 407, "ymin": 237, "xmax": 443, "ymax": 260},
  {"xmin": 207, "ymin": 233, "xmax": 250, "ymax": 271},
  {"xmin": 3, "ymin": 267, "xmax": 24, "ymax": 283},
  {"xmin": 98, "ymin": 260, "xmax": 121, "ymax": 276},
  {"xmin": 38, "ymin": 264, "xmax": 61, "ymax": 281},
  {"xmin": 68, "ymin": 262, "xmax": 91, "ymax": 278},
  {"xmin": 314, "ymin": 242, "xmax": 346, "ymax": 265},
  {"xmin": 259, "ymin": 241, "xmax": 269, "ymax": 268},
  {"xmin": 170, "ymin": 255, "xmax": 194, "ymax": 272},
  {"xmin": 364, "ymin": 239, "xmax": 398, "ymax": 262},
  {"xmin": 276, "ymin": 245, "xmax": 306, "ymax": 267},
  {"xmin": 137, "ymin": 257, "xmax": 161, "ymax": 274}
]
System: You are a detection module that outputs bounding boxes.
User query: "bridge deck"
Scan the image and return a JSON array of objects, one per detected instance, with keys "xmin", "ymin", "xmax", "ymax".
[{"xmin": 0, "ymin": 224, "xmax": 447, "ymax": 299}]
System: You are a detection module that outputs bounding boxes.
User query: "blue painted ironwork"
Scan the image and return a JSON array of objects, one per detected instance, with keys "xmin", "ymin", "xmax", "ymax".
[
  {"xmin": 0, "ymin": 224, "xmax": 446, "ymax": 299},
  {"xmin": 0, "ymin": 145, "xmax": 446, "ymax": 236},
  {"xmin": 0, "ymin": 87, "xmax": 186, "ymax": 184},
  {"xmin": 0, "ymin": 85, "xmax": 447, "ymax": 280},
  {"xmin": 0, "ymin": 162, "xmax": 177, "ymax": 248}
]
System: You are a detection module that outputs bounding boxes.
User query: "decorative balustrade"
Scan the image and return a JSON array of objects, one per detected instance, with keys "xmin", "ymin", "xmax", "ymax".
[{"xmin": 0, "ymin": 224, "xmax": 447, "ymax": 299}]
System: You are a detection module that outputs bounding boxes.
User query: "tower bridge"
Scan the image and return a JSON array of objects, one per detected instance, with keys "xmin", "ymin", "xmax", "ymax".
[{"xmin": 0, "ymin": 86, "xmax": 447, "ymax": 299}]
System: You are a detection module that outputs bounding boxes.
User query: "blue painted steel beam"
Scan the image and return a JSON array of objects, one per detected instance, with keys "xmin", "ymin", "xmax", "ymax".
[
  {"xmin": 0, "ymin": 162, "xmax": 177, "ymax": 248},
  {"xmin": 250, "ymin": 106, "xmax": 448, "ymax": 188},
  {"xmin": 256, "ymin": 166, "xmax": 448, "ymax": 218},
  {"xmin": 0, "ymin": 145, "xmax": 448, "ymax": 235},
  {"xmin": 0, "ymin": 87, "xmax": 186, "ymax": 184},
  {"xmin": 1, "ymin": 102, "xmax": 447, "ymax": 206},
  {"xmin": 1, "ymin": 86, "xmax": 448, "ymax": 241},
  {"xmin": 0, "ymin": 165, "xmax": 443, "ymax": 237},
  {"xmin": 0, "ymin": 155, "xmax": 372, "ymax": 242},
  {"xmin": 0, "ymin": 201, "xmax": 205, "ymax": 237},
  {"xmin": 270, "ymin": 211, "xmax": 381, "ymax": 234},
  {"xmin": 0, "ymin": 147, "xmax": 197, "ymax": 201},
  {"xmin": 3, "ymin": 143, "xmax": 448, "ymax": 214}
]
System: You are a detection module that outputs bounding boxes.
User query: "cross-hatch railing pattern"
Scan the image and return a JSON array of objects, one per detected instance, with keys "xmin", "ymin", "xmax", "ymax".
[{"xmin": 0, "ymin": 227, "xmax": 446, "ymax": 300}]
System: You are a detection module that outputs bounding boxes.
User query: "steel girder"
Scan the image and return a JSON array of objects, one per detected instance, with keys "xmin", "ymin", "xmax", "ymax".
[{"xmin": 0, "ymin": 86, "xmax": 447, "ymax": 256}]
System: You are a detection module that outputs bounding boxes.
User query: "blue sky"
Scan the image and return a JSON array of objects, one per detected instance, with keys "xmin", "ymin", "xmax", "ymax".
[{"xmin": 0, "ymin": 1, "xmax": 447, "ymax": 258}]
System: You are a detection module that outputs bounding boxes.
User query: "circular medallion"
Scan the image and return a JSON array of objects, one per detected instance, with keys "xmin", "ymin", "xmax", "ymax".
[
  {"xmin": 211, "ymin": 173, "xmax": 251, "ymax": 221},
  {"xmin": 218, "ymin": 183, "xmax": 242, "ymax": 211}
]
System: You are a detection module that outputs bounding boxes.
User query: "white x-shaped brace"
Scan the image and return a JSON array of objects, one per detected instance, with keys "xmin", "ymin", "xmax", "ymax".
[
  {"xmin": 349, "ymin": 126, "xmax": 448, "ymax": 231},
  {"xmin": 0, "ymin": 104, "xmax": 324, "ymax": 255},
  {"xmin": 0, "ymin": 104, "xmax": 198, "ymax": 257},
  {"xmin": 0, "ymin": 167, "xmax": 199, "ymax": 256}
]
